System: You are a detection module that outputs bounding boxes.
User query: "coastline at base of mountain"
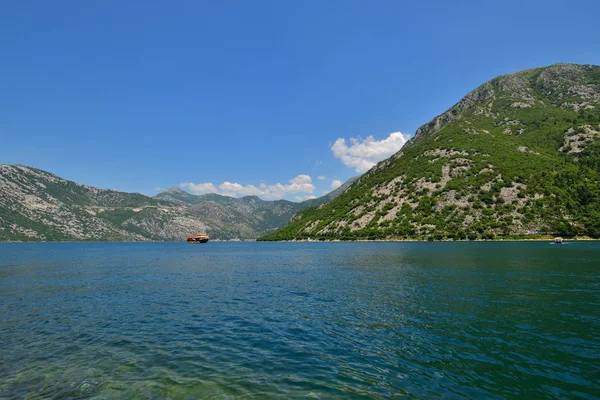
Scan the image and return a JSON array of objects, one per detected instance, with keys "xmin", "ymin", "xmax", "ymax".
[{"xmin": 261, "ymin": 63, "xmax": 600, "ymax": 242}]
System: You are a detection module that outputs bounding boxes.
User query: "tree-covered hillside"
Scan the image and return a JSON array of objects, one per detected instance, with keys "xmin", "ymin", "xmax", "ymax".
[{"xmin": 260, "ymin": 64, "xmax": 600, "ymax": 241}]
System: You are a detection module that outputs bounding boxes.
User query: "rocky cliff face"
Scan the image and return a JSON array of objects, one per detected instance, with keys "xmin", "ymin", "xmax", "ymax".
[
  {"xmin": 262, "ymin": 64, "xmax": 600, "ymax": 241},
  {"xmin": 0, "ymin": 165, "xmax": 208, "ymax": 241}
]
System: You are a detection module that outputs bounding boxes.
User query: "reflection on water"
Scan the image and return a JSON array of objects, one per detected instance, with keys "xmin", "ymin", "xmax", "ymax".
[{"xmin": 1, "ymin": 242, "xmax": 599, "ymax": 399}]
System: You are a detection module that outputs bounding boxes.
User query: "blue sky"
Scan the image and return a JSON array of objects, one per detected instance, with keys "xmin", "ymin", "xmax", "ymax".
[{"xmin": 1, "ymin": 0, "xmax": 599, "ymax": 200}]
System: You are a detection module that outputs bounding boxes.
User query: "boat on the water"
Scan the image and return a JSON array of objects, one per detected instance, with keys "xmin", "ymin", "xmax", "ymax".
[
  {"xmin": 554, "ymin": 237, "xmax": 563, "ymax": 244},
  {"xmin": 187, "ymin": 234, "xmax": 209, "ymax": 243}
]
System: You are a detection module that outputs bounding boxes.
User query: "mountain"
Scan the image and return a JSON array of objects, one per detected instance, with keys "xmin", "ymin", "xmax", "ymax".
[
  {"xmin": 153, "ymin": 177, "xmax": 359, "ymax": 239},
  {"xmin": 260, "ymin": 63, "xmax": 600, "ymax": 241},
  {"xmin": 0, "ymin": 165, "xmax": 208, "ymax": 241},
  {"xmin": 152, "ymin": 187, "xmax": 203, "ymax": 205},
  {"xmin": 0, "ymin": 165, "xmax": 356, "ymax": 241},
  {"xmin": 156, "ymin": 177, "xmax": 358, "ymax": 209},
  {"xmin": 301, "ymin": 177, "xmax": 358, "ymax": 208}
]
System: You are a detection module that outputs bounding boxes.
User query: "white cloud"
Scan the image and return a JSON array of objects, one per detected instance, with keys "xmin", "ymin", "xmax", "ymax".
[
  {"xmin": 295, "ymin": 194, "xmax": 317, "ymax": 201},
  {"xmin": 290, "ymin": 174, "xmax": 312, "ymax": 185},
  {"xmin": 317, "ymin": 175, "xmax": 327, "ymax": 180},
  {"xmin": 179, "ymin": 174, "xmax": 315, "ymax": 200},
  {"xmin": 330, "ymin": 179, "xmax": 342, "ymax": 190},
  {"xmin": 218, "ymin": 182, "xmax": 262, "ymax": 197},
  {"xmin": 331, "ymin": 131, "xmax": 410, "ymax": 173},
  {"xmin": 180, "ymin": 182, "xmax": 218, "ymax": 195}
]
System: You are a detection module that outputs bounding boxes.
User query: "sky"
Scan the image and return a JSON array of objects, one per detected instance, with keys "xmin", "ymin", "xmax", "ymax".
[{"xmin": 1, "ymin": 0, "xmax": 599, "ymax": 201}]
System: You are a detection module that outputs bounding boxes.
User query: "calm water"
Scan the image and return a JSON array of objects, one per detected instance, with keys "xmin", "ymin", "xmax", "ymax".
[{"xmin": 1, "ymin": 242, "xmax": 599, "ymax": 399}]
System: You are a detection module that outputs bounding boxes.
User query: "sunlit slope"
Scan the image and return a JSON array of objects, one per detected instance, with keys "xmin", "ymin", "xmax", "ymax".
[
  {"xmin": 0, "ymin": 165, "xmax": 209, "ymax": 241},
  {"xmin": 0, "ymin": 164, "xmax": 357, "ymax": 241},
  {"xmin": 261, "ymin": 64, "xmax": 600, "ymax": 240},
  {"xmin": 153, "ymin": 177, "xmax": 358, "ymax": 239}
]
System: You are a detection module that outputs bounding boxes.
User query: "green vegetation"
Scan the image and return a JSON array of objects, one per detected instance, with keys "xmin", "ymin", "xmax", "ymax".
[
  {"xmin": 152, "ymin": 177, "xmax": 358, "ymax": 240},
  {"xmin": 0, "ymin": 165, "xmax": 356, "ymax": 241},
  {"xmin": 0, "ymin": 165, "xmax": 197, "ymax": 241},
  {"xmin": 260, "ymin": 63, "xmax": 600, "ymax": 241}
]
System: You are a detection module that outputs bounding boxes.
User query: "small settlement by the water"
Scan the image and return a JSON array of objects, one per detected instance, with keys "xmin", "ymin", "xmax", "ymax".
[{"xmin": 187, "ymin": 234, "xmax": 209, "ymax": 243}]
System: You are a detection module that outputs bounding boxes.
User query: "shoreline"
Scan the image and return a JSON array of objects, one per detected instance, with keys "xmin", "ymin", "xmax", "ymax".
[
  {"xmin": 261, "ymin": 237, "xmax": 600, "ymax": 243},
  {"xmin": 2, "ymin": 236, "xmax": 599, "ymax": 243}
]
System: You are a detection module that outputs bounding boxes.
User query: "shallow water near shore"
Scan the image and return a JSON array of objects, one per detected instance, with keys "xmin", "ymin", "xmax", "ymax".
[{"xmin": 1, "ymin": 241, "xmax": 599, "ymax": 399}]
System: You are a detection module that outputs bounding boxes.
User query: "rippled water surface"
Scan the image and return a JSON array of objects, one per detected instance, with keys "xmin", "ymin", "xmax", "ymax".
[{"xmin": 1, "ymin": 241, "xmax": 599, "ymax": 399}]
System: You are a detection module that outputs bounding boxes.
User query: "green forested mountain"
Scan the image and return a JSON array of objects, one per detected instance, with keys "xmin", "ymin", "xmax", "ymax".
[
  {"xmin": 261, "ymin": 63, "xmax": 600, "ymax": 241},
  {"xmin": 0, "ymin": 165, "xmax": 355, "ymax": 241}
]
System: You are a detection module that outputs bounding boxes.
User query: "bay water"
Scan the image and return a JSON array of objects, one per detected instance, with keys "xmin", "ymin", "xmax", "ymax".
[{"xmin": 1, "ymin": 242, "xmax": 599, "ymax": 399}]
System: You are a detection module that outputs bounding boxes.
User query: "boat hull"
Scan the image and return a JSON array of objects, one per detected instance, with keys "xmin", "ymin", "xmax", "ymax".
[
  {"xmin": 186, "ymin": 235, "xmax": 209, "ymax": 243},
  {"xmin": 187, "ymin": 238, "xmax": 209, "ymax": 243}
]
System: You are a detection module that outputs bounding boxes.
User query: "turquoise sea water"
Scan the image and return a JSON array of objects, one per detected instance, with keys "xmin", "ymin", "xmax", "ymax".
[{"xmin": 1, "ymin": 241, "xmax": 599, "ymax": 399}]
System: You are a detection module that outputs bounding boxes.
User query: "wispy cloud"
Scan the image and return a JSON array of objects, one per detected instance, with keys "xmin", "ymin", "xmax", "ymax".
[
  {"xmin": 181, "ymin": 182, "xmax": 218, "ymax": 195},
  {"xmin": 180, "ymin": 174, "xmax": 316, "ymax": 200},
  {"xmin": 295, "ymin": 194, "xmax": 317, "ymax": 201},
  {"xmin": 317, "ymin": 175, "xmax": 327, "ymax": 180},
  {"xmin": 331, "ymin": 131, "xmax": 410, "ymax": 173},
  {"xmin": 330, "ymin": 179, "xmax": 342, "ymax": 190}
]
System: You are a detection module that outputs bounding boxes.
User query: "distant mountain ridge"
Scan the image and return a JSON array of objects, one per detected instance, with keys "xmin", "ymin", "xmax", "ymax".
[
  {"xmin": 153, "ymin": 187, "xmax": 203, "ymax": 205},
  {"xmin": 0, "ymin": 165, "xmax": 207, "ymax": 241},
  {"xmin": 261, "ymin": 63, "xmax": 600, "ymax": 241},
  {"xmin": 0, "ymin": 164, "xmax": 356, "ymax": 241},
  {"xmin": 153, "ymin": 177, "xmax": 358, "ymax": 238},
  {"xmin": 155, "ymin": 177, "xmax": 357, "ymax": 208}
]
